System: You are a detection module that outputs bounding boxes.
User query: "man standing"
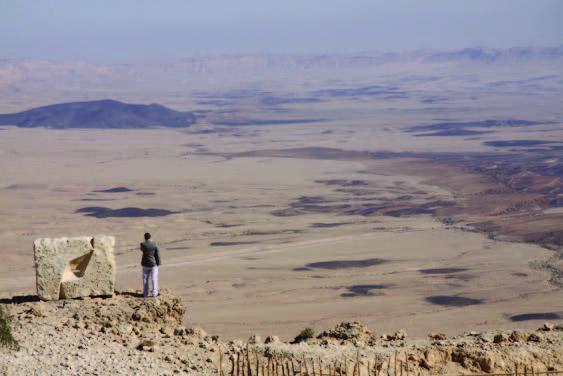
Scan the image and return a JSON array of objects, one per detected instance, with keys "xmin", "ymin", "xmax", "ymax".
[{"xmin": 140, "ymin": 232, "xmax": 160, "ymax": 298}]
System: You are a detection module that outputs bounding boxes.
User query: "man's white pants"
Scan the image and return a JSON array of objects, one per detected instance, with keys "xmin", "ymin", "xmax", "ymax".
[{"xmin": 142, "ymin": 266, "xmax": 159, "ymax": 297}]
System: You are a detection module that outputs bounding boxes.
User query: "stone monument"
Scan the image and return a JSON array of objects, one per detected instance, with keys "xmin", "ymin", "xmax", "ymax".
[{"xmin": 33, "ymin": 236, "xmax": 116, "ymax": 300}]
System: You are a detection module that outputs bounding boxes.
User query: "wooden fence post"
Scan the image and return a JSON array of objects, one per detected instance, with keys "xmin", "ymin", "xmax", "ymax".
[
  {"xmin": 218, "ymin": 349, "xmax": 223, "ymax": 376},
  {"xmin": 515, "ymin": 363, "xmax": 519, "ymax": 376}
]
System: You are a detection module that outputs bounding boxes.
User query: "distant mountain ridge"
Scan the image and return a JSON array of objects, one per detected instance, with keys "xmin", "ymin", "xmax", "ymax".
[
  {"xmin": 1, "ymin": 46, "xmax": 562, "ymax": 79},
  {"xmin": 1, "ymin": 46, "xmax": 562, "ymax": 115},
  {"xmin": 421, "ymin": 46, "xmax": 563, "ymax": 63},
  {"xmin": 0, "ymin": 99, "xmax": 197, "ymax": 129}
]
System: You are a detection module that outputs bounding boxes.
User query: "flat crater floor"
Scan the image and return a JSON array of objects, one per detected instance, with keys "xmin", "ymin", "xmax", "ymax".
[
  {"xmin": 0, "ymin": 122, "xmax": 561, "ymax": 340},
  {"xmin": 1, "ymin": 58, "xmax": 563, "ymax": 340}
]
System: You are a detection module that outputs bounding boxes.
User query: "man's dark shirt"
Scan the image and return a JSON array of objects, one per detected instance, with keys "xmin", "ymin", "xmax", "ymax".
[{"xmin": 140, "ymin": 239, "xmax": 161, "ymax": 267}]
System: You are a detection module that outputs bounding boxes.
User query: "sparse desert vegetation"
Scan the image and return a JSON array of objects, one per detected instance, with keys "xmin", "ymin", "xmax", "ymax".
[
  {"xmin": 0, "ymin": 305, "xmax": 19, "ymax": 351},
  {"xmin": 292, "ymin": 327, "xmax": 316, "ymax": 344}
]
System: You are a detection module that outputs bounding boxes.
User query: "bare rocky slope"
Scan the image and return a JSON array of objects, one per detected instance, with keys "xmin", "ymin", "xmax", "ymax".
[
  {"xmin": 0, "ymin": 290, "xmax": 561, "ymax": 375},
  {"xmin": 0, "ymin": 99, "xmax": 197, "ymax": 129}
]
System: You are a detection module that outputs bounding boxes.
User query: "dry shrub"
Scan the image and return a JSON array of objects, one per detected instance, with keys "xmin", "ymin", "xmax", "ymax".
[
  {"xmin": 292, "ymin": 327, "xmax": 315, "ymax": 343},
  {"xmin": 0, "ymin": 305, "xmax": 19, "ymax": 351}
]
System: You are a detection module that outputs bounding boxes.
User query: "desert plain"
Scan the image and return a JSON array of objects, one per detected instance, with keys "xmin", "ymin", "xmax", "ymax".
[{"xmin": 0, "ymin": 51, "xmax": 562, "ymax": 341}]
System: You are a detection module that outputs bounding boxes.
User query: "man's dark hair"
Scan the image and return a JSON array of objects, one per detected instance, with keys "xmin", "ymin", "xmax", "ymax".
[{"xmin": 144, "ymin": 232, "xmax": 151, "ymax": 240}]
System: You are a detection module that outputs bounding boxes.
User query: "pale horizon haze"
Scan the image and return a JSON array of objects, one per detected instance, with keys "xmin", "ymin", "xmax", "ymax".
[{"xmin": 0, "ymin": 0, "xmax": 562, "ymax": 62}]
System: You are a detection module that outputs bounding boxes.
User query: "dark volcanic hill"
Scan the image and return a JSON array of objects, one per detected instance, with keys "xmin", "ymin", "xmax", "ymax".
[{"xmin": 0, "ymin": 99, "xmax": 197, "ymax": 129}]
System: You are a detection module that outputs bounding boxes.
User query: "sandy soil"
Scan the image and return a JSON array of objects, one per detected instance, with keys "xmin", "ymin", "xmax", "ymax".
[
  {"xmin": 1, "ymin": 54, "xmax": 562, "ymax": 344},
  {"xmin": 0, "ymin": 123, "xmax": 561, "ymax": 341}
]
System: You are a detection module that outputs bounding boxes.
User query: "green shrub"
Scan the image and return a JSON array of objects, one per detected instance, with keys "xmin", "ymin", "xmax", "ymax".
[
  {"xmin": 292, "ymin": 327, "xmax": 315, "ymax": 343},
  {"xmin": 0, "ymin": 305, "xmax": 19, "ymax": 351}
]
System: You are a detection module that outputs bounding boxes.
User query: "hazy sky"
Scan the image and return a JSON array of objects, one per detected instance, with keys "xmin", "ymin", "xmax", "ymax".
[{"xmin": 1, "ymin": 0, "xmax": 562, "ymax": 61}]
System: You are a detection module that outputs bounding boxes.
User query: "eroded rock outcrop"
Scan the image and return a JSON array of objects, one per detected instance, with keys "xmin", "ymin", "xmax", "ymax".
[
  {"xmin": 317, "ymin": 321, "xmax": 378, "ymax": 345},
  {"xmin": 1, "ymin": 292, "xmax": 561, "ymax": 375},
  {"xmin": 33, "ymin": 236, "xmax": 116, "ymax": 300}
]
